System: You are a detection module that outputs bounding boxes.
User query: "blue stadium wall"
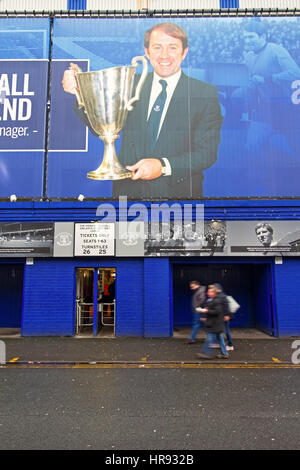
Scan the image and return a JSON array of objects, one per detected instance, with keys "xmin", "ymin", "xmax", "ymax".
[
  {"xmin": 0, "ymin": 201, "xmax": 300, "ymax": 338},
  {"xmin": 0, "ymin": 10, "xmax": 300, "ymax": 338}
]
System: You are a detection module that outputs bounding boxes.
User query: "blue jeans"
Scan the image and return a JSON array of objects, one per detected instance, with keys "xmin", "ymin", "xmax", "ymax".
[
  {"xmin": 225, "ymin": 321, "xmax": 233, "ymax": 347},
  {"xmin": 189, "ymin": 313, "xmax": 202, "ymax": 341},
  {"xmin": 201, "ymin": 331, "xmax": 227, "ymax": 356}
]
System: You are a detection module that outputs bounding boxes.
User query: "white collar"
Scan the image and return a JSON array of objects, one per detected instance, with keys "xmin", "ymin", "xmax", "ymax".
[{"xmin": 152, "ymin": 70, "xmax": 182, "ymax": 92}]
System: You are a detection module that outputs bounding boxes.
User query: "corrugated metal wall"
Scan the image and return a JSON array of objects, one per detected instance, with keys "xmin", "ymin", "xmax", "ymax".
[
  {"xmin": 0, "ymin": 0, "xmax": 299, "ymax": 10},
  {"xmin": 239, "ymin": 0, "xmax": 299, "ymax": 7},
  {"xmin": 86, "ymin": 0, "xmax": 220, "ymax": 9},
  {"xmin": 148, "ymin": 0, "xmax": 220, "ymax": 8},
  {"xmin": 0, "ymin": 0, "xmax": 67, "ymax": 10},
  {"xmin": 87, "ymin": 0, "xmax": 300, "ymax": 8},
  {"xmin": 87, "ymin": 0, "xmax": 140, "ymax": 8}
]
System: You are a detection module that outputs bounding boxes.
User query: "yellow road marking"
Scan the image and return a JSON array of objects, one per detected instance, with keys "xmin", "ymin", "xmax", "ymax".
[
  {"xmin": 272, "ymin": 357, "xmax": 281, "ymax": 363},
  {"xmin": 8, "ymin": 357, "xmax": 19, "ymax": 363},
  {"xmin": 72, "ymin": 362, "xmax": 300, "ymax": 369},
  {"xmin": 3, "ymin": 361, "xmax": 300, "ymax": 369}
]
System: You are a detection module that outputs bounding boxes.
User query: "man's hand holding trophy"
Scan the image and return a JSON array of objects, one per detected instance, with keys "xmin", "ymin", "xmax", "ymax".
[{"xmin": 62, "ymin": 57, "xmax": 148, "ymax": 180}]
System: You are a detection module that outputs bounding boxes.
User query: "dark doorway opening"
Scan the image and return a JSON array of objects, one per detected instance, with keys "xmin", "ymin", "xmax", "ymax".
[
  {"xmin": 0, "ymin": 264, "xmax": 23, "ymax": 330},
  {"xmin": 173, "ymin": 262, "xmax": 275, "ymax": 336},
  {"xmin": 75, "ymin": 267, "xmax": 116, "ymax": 337}
]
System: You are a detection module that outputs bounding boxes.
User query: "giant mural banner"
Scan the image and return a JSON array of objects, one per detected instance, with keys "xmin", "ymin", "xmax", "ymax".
[
  {"xmin": 0, "ymin": 18, "xmax": 49, "ymax": 197},
  {"xmin": 1, "ymin": 16, "xmax": 300, "ymax": 200},
  {"xmin": 48, "ymin": 16, "xmax": 300, "ymax": 200}
]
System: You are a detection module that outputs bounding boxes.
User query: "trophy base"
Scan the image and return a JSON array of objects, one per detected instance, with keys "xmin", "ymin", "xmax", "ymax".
[{"xmin": 87, "ymin": 168, "xmax": 132, "ymax": 181}]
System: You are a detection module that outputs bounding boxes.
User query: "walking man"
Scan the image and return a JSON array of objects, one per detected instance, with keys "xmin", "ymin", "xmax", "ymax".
[{"xmin": 186, "ymin": 280, "xmax": 206, "ymax": 344}]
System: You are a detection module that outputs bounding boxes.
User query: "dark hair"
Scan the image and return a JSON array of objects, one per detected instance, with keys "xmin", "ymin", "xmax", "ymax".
[{"xmin": 144, "ymin": 22, "xmax": 188, "ymax": 50}]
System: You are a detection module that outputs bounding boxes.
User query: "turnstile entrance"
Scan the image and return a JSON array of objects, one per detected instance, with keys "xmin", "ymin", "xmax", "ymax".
[
  {"xmin": 76, "ymin": 268, "xmax": 94, "ymax": 335},
  {"xmin": 75, "ymin": 267, "xmax": 116, "ymax": 336}
]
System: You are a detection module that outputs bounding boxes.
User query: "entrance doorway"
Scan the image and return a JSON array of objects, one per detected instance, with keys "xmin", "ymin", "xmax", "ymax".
[
  {"xmin": 173, "ymin": 262, "xmax": 275, "ymax": 336},
  {"xmin": 75, "ymin": 267, "xmax": 116, "ymax": 336},
  {"xmin": 0, "ymin": 265, "xmax": 23, "ymax": 331},
  {"xmin": 76, "ymin": 268, "xmax": 94, "ymax": 335},
  {"xmin": 97, "ymin": 268, "xmax": 116, "ymax": 331}
]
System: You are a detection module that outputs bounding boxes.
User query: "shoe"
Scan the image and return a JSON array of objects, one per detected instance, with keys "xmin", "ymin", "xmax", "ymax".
[
  {"xmin": 185, "ymin": 340, "xmax": 196, "ymax": 344},
  {"xmin": 196, "ymin": 353, "xmax": 214, "ymax": 360},
  {"xmin": 226, "ymin": 346, "xmax": 234, "ymax": 351},
  {"xmin": 216, "ymin": 354, "xmax": 229, "ymax": 359},
  {"xmin": 211, "ymin": 344, "xmax": 220, "ymax": 348}
]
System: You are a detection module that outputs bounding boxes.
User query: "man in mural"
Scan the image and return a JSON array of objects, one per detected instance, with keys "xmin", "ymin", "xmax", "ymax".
[
  {"xmin": 230, "ymin": 19, "xmax": 300, "ymax": 159},
  {"xmin": 62, "ymin": 22, "xmax": 223, "ymax": 198},
  {"xmin": 255, "ymin": 223, "xmax": 274, "ymax": 248},
  {"xmin": 255, "ymin": 222, "xmax": 300, "ymax": 254}
]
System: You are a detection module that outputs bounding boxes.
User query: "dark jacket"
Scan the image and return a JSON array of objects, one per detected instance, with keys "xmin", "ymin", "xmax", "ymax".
[
  {"xmin": 114, "ymin": 72, "xmax": 222, "ymax": 198},
  {"xmin": 192, "ymin": 286, "xmax": 206, "ymax": 312},
  {"xmin": 75, "ymin": 72, "xmax": 223, "ymax": 198},
  {"xmin": 218, "ymin": 291, "xmax": 231, "ymax": 319},
  {"xmin": 214, "ymin": 283, "xmax": 232, "ymax": 320},
  {"xmin": 204, "ymin": 294, "xmax": 225, "ymax": 334}
]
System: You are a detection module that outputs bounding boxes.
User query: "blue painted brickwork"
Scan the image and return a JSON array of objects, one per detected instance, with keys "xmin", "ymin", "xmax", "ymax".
[
  {"xmin": 114, "ymin": 260, "xmax": 144, "ymax": 337},
  {"xmin": 274, "ymin": 259, "xmax": 300, "ymax": 337},
  {"xmin": 17, "ymin": 254, "xmax": 300, "ymax": 338},
  {"xmin": 2, "ymin": 200, "xmax": 300, "ymax": 338},
  {"xmin": 22, "ymin": 257, "xmax": 146, "ymax": 337},
  {"xmin": 22, "ymin": 259, "xmax": 75, "ymax": 336},
  {"xmin": 21, "ymin": 256, "xmax": 174, "ymax": 337},
  {"xmin": 144, "ymin": 258, "xmax": 171, "ymax": 337}
]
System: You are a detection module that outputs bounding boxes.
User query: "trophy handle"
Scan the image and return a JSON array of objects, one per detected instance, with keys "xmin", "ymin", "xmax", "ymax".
[{"xmin": 126, "ymin": 55, "xmax": 148, "ymax": 111}]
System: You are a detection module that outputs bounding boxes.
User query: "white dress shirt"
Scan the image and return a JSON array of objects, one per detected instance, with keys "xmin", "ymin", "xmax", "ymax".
[{"xmin": 147, "ymin": 70, "xmax": 182, "ymax": 175}]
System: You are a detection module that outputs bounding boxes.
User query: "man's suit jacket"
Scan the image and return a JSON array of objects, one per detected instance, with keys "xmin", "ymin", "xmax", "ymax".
[
  {"xmin": 75, "ymin": 71, "xmax": 223, "ymax": 199},
  {"xmin": 114, "ymin": 72, "xmax": 223, "ymax": 199}
]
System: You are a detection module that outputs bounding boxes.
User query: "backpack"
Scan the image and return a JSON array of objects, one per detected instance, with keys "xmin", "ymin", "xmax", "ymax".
[{"xmin": 226, "ymin": 295, "xmax": 240, "ymax": 315}]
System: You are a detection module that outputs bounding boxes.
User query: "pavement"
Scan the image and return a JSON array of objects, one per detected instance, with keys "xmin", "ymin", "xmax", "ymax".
[{"xmin": 0, "ymin": 328, "xmax": 299, "ymax": 365}]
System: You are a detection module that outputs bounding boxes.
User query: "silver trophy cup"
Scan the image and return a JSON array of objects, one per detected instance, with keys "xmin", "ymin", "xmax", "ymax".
[{"xmin": 75, "ymin": 56, "xmax": 148, "ymax": 180}]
